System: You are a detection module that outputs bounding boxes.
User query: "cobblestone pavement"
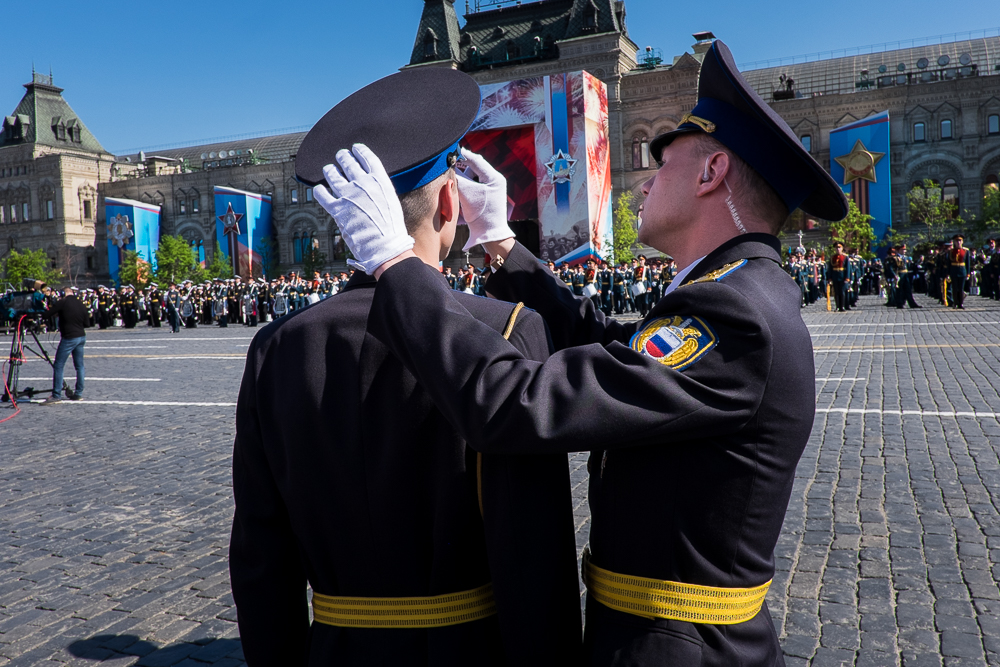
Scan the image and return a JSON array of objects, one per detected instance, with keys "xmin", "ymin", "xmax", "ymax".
[{"xmin": 2, "ymin": 292, "xmax": 1000, "ymax": 665}]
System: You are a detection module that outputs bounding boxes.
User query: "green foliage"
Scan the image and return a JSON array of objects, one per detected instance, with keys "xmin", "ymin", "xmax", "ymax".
[
  {"xmin": 255, "ymin": 236, "xmax": 280, "ymax": 280},
  {"xmin": 908, "ymin": 178, "xmax": 959, "ymax": 244},
  {"xmin": 206, "ymin": 241, "xmax": 234, "ymax": 280},
  {"xmin": 154, "ymin": 235, "xmax": 200, "ymax": 285},
  {"xmin": 1, "ymin": 248, "xmax": 64, "ymax": 287},
  {"xmin": 117, "ymin": 250, "xmax": 152, "ymax": 289},
  {"xmin": 966, "ymin": 187, "xmax": 1000, "ymax": 247},
  {"xmin": 880, "ymin": 226, "xmax": 911, "ymax": 251},
  {"xmin": 827, "ymin": 200, "xmax": 877, "ymax": 258},
  {"xmin": 610, "ymin": 191, "xmax": 639, "ymax": 265},
  {"xmin": 301, "ymin": 243, "xmax": 327, "ymax": 279}
]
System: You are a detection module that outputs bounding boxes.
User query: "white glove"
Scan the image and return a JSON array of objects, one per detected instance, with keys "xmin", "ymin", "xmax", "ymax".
[
  {"xmin": 314, "ymin": 144, "xmax": 414, "ymax": 275},
  {"xmin": 456, "ymin": 148, "xmax": 515, "ymax": 252}
]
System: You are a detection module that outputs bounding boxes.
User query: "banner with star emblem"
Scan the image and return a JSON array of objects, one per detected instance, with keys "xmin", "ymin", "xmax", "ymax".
[
  {"xmin": 830, "ymin": 111, "xmax": 891, "ymax": 248},
  {"xmin": 104, "ymin": 197, "xmax": 160, "ymax": 285},
  {"xmin": 463, "ymin": 70, "xmax": 611, "ymax": 266},
  {"xmin": 214, "ymin": 186, "xmax": 272, "ymax": 279}
]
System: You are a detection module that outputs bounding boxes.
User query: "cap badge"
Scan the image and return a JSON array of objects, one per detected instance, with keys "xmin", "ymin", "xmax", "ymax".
[{"xmin": 679, "ymin": 113, "xmax": 717, "ymax": 133}]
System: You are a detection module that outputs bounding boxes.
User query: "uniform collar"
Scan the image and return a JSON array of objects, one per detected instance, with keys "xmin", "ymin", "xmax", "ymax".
[{"xmin": 680, "ymin": 233, "xmax": 781, "ymax": 288}]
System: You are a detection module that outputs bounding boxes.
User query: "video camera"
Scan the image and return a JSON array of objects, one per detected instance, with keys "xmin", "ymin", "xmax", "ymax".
[{"xmin": 1, "ymin": 278, "xmax": 49, "ymax": 319}]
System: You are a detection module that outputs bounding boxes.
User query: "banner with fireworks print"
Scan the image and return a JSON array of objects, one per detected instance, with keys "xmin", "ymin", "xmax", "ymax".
[
  {"xmin": 104, "ymin": 197, "xmax": 160, "ymax": 285},
  {"xmin": 465, "ymin": 70, "xmax": 611, "ymax": 265},
  {"xmin": 214, "ymin": 186, "xmax": 272, "ymax": 279}
]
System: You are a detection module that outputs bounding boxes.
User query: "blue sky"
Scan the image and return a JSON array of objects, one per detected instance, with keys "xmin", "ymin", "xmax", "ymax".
[{"xmin": 3, "ymin": 0, "xmax": 996, "ymax": 154}]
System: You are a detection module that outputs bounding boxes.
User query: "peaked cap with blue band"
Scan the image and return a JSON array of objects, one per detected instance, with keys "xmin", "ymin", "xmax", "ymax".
[
  {"xmin": 295, "ymin": 69, "xmax": 482, "ymax": 195},
  {"xmin": 649, "ymin": 40, "xmax": 848, "ymax": 222}
]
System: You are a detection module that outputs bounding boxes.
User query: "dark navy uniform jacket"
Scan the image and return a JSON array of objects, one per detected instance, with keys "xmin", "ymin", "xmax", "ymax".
[
  {"xmin": 230, "ymin": 271, "xmax": 582, "ymax": 666},
  {"xmin": 365, "ymin": 233, "xmax": 814, "ymax": 667}
]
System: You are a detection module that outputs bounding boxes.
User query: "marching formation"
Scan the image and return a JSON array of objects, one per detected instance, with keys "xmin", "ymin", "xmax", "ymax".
[{"xmin": 785, "ymin": 234, "xmax": 990, "ymax": 311}]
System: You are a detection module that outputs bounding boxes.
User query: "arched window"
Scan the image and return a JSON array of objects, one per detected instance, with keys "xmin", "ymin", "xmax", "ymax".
[
  {"xmin": 801, "ymin": 135, "xmax": 812, "ymax": 152},
  {"xmin": 640, "ymin": 136, "xmax": 650, "ymax": 169},
  {"xmin": 913, "ymin": 122, "xmax": 926, "ymax": 142},
  {"xmin": 989, "ymin": 114, "xmax": 1000, "ymax": 135},
  {"xmin": 631, "ymin": 137, "xmax": 641, "ymax": 170},
  {"xmin": 293, "ymin": 231, "xmax": 316, "ymax": 264},
  {"xmin": 293, "ymin": 232, "xmax": 303, "ymax": 264},
  {"xmin": 940, "ymin": 119, "xmax": 953, "ymax": 140},
  {"xmin": 942, "ymin": 178, "xmax": 959, "ymax": 215}
]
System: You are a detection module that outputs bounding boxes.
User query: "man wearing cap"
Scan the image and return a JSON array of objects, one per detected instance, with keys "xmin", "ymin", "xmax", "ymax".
[
  {"xmin": 231, "ymin": 68, "xmax": 581, "ymax": 666},
  {"xmin": 828, "ymin": 243, "xmax": 849, "ymax": 312},
  {"xmin": 949, "ymin": 234, "xmax": 971, "ymax": 309},
  {"xmin": 323, "ymin": 39, "xmax": 848, "ymax": 666}
]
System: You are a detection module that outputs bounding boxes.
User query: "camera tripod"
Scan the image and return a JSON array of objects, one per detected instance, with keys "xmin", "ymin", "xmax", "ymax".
[{"xmin": 2, "ymin": 316, "xmax": 69, "ymax": 406}]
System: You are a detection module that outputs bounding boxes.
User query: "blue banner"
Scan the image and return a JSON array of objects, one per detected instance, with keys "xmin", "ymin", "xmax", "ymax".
[
  {"xmin": 213, "ymin": 186, "xmax": 273, "ymax": 278},
  {"xmin": 105, "ymin": 197, "xmax": 160, "ymax": 285},
  {"xmin": 830, "ymin": 111, "xmax": 891, "ymax": 250}
]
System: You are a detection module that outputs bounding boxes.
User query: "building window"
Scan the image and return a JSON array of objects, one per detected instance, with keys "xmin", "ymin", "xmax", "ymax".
[
  {"xmin": 631, "ymin": 137, "xmax": 641, "ymax": 169},
  {"xmin": 989, "ymin": 114, "xmax": 1000, "ymax": 135},
  {"xmin": 46, "ymin": 199, "xmax": 53, "ymax": 220},
  {"xmin": 0, "ymin": 206, "xmax": 4, "ymax": 224},
  {"xmin": 801, "ymin": 135, "xmax": 812, "ymax": 152},
  {"xmin": 71, "ymin": 126, "xmax": 81, "ymax": 142},
  {"xmin": 179, "ymin": 200, "xmax": 187, "ymax": 214},
  {"xmin": 306, "ymin": 187, "xmax": 313, "ymax": 202},
  {"xmin": 941, "ymin": 119, "xmax": 953, "ymax": 140},
  {"xmin": 913, "ymin": 122, "xmax": 925, "ymax": 142},
  {"xmin": 192, "ymin": 197, "xmax": 199, "ymax": 212},
  {"xmin": 86, "ymin": 255, "xmax": 95, "ymax": 270},
  {"xmin": 83, "ymin": 200, "xmax": 92, "ymax": 219},
  {"xmin": 293, "ymin": 233, "xmax": 303, "ymax": 264},
  {"xmin": 22, "ymin": 203, "xmax": 29, "ymax": 222},
  {"xmin": 291, "ymin": 188, "xmax": 298, "ymax": 204},
  {"xmin": 641, "ymin": 138, "xmax": 650, "ymax": 169},
  {"xmin": 942, "ymin": 178, "xmax": 959, "ymax": 215}
]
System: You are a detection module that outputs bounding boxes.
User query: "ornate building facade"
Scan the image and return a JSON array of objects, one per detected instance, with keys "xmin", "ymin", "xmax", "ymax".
[
  {"xmin": 0, "ymin": 72, "xmax": 115, "ymax": 282},
  {"xmin": 3, "ymin": 5, "xmax": 1000, "ymax": 284}
]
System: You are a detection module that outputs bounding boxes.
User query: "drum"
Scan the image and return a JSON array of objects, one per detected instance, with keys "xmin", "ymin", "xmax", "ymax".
[
  {"xmin": 180, "ymin": 299, "xmax": 194, "ymax": 319},
  {"xmin": 582, "ymin": 283, "xmax": 599, "ymax": 298},
  {"xmin": 630, "ymin": 281, "xmax": 647, "ymax": 297},
  {"xmin": 273, "ymin": 293, "xmax": 288, "ymax": 316}
]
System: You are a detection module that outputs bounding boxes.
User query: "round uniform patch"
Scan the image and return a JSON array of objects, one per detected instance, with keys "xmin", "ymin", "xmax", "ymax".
[{"xmin": 629, "ymin": 316, "xmax": 717, "ymax": 370}]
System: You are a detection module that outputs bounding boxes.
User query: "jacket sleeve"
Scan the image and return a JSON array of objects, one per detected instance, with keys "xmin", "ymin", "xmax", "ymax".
[
  {"xmin": 480, "ymin": 309, "xmax": 583, "ymax": 664},
  {"xmin": 229, "ymin": 340, "xmax": 309, "ymax": 666},
  {"xmin": 369, "ymin": 258, "xmax": 772, "ymax": 455},
  {"xmin": 486, "ymin": 243, "xmax": 639, "ymax": 351}
]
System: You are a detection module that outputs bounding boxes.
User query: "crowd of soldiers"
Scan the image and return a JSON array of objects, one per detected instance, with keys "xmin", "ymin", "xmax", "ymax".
[{"xmin": 785, "ymin": 234, "xmax": 993, "ymax": 311}]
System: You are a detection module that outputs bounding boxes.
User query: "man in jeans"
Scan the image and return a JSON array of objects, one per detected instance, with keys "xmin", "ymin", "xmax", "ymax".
[{"xmin": 43, "ymin": 286, "xmax": 88, "ymax": 404}]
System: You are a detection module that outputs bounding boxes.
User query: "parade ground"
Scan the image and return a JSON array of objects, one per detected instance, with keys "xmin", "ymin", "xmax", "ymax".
[{"xmin": 1, "ymin": 292, "xmax": 1000, "ymax": 666}]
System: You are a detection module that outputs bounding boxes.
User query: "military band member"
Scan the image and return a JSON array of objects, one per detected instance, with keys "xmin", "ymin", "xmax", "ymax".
[
  {"xmin": 233, "ymin": 68, "xmax": 582, "ymax": 666},
  {"xmin": 325, "ymin": 40, "xmax": 849, "ymax": 666},
  {"xmin": 828, "ymin": 242, "xmax": 849, "ymax": 311},
  {"xmin": 599, "ymin": 261, "xmax": 613, "ymax": 316},
  {"xmin": 147, "ymin": 283, "xmax": 162, "ymax": 327},
  {"xmin": 949, "ymin": 234, "xmax": 971, "ymax": 309}
]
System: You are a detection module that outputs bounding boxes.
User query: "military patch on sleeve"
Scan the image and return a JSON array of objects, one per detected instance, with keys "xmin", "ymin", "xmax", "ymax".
[
  {"xmin": 629, "ymin": 316, "xmax": 717, "ymax": 370},
  {"xmin": 685, "ymin": 259, "xmax": 748, "ymax": 286}
]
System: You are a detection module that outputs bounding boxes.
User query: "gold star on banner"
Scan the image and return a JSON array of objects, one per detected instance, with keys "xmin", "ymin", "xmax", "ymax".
[{"xmin": 835, "ymin": 139, "xmax": 885, "ymax": 185}]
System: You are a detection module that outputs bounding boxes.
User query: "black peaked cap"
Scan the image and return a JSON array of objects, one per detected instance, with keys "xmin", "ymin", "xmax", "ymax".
[
  {"xmin": 649, "ymin": 40, "xmax": 848, "ymax": 221},
  {"xmin": 296, "ymin": 69, "xmax": 481, "ymax": 194}
]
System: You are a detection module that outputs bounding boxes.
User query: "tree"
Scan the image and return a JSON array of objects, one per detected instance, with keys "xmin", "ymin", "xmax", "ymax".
[
  {"xmin": 826, "ymin": 200, "xmax": 877, "ymax": 258},
  {"xmin": 609, "ymin": 191, "xmax": 639, "ymax": 265},
  {"xmin": 255, "ymin": 235, "xmax": 280, "ymax": 280},
  {"xmin": 117, "ymin": 250, "xmax": 152, "ymax": 289},
  {"xmin": 154, "ymin": 235, "xmax": 199, "ymax": 285},
  {"xmin": 967, "ymin": 186, "xmax": 1000, "ymax": 246},
  {"xmin": 1, "ymin": 248, "xmax": 64, "ymax": 288},
  {"xmin": 301, "ymin": 241, "xmax": 327, "ymax": 279},
  {"xmin": 908, "ymin": 178, "xmax": 959, "ymax": 244},
  {"xmin": 205, "ymin": 241, "xmax": 234, "ymax": 280}
]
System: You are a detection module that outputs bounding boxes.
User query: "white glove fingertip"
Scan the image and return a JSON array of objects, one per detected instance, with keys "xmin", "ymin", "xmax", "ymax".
[{"xmin": 352, "ymin": 144, "xmax": 387, "ymax": 176}]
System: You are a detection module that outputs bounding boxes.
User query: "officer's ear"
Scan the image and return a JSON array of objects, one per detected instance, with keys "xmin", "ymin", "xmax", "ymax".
[{"xmin": 437, "ymin": 170, "xmax": 460, "ymax": 228}]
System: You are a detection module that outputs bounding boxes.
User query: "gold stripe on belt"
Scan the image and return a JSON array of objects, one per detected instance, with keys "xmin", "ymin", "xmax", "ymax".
[
  {"xmin": 311, "ymin": 583, "xmax": 497, "ymax": 629},
  {"xmin": 582, "ymin": 549, "xmax": 770, "ymax": 625}
]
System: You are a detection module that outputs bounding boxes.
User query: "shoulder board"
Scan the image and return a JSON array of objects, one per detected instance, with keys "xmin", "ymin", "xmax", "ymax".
[{"xmin": 682, "ymin": 259, "xmax": 748, "ymax": 287}]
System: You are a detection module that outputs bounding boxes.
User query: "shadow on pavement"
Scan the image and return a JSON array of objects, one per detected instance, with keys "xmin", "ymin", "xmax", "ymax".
[{"xmin": 66, "ymin": 634, "xmax": 243, "ymax": 665}]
